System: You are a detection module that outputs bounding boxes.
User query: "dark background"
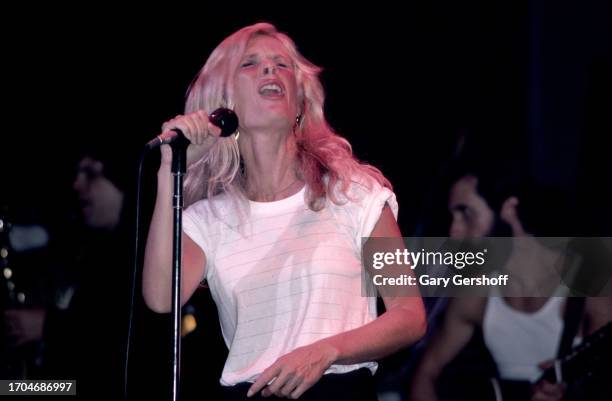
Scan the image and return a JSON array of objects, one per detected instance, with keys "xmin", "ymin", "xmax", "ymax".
[
  {"xmin": 3, "ymin": 0, "xmax": 611, "ymax": 235},
  {"xmin": 1, "ymin": 1, "xmax": 611, "ymax": 399}
]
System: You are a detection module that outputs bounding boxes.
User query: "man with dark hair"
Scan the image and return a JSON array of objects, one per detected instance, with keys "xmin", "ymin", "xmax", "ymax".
[
  {"xmin": 410, "ymin": 164, "xmax": 612, "ymax": 401},
  {"xmin": 41, "ymin": 148, "xmax": 132, "ymax": 399},
  {"xmin": 3, "ymin": 145, "xmax": 132, "ymax": 398}
]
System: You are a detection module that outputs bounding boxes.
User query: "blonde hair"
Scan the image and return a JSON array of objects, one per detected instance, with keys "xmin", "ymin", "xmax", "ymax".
[{"xmin": 184, "ymin": 22, "xmax": 391, "ymax": 213}]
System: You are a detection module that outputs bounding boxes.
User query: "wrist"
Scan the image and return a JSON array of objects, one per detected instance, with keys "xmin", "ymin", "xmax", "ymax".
[
  {"xmin": 157, "ymin": 163, "xmax": 172, "ymax": 178},
  {"xmin": 318, "ymin": 337, "xmax": 342, "ymax": 366}
]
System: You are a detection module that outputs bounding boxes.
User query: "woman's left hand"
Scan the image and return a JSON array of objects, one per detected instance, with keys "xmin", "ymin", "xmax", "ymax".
[{"xmin": 247, "ymin": 341, "xmax": 339, "ymax": 399}]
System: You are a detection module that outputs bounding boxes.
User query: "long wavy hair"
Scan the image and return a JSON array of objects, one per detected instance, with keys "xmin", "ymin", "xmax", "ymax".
[{"xmin": 184, "ymin": 22, "xmax": 391, "ymax": 215}]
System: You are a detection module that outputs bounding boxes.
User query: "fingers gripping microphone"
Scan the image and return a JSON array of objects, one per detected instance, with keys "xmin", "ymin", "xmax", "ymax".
[{"xmin": 146, "ymin": 108, "xmax": 239, "ymax": 149}]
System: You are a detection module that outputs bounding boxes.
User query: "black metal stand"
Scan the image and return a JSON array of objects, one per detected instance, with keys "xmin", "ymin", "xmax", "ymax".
[{"xmin": 170, "ymin": 134, "xmax": 190, "ymax": 401}]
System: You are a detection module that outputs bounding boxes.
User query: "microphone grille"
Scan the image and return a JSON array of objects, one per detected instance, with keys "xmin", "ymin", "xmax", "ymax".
[{"xmin": 209, "ymin": 108, "xmax": 239, "ymax": 137}]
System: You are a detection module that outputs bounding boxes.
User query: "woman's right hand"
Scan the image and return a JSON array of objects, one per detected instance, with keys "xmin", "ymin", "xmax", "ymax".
[{"xmin": 160, "ymin": 110, "xmax": 223, "ymax": 167}]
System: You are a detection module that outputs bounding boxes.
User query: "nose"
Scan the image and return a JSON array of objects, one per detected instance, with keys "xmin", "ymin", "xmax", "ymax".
[
  {"xmin": 262, "ymin": 61, "xmax": 276, "ymax": 76},
  {"xmin": 73, "ymin": 173, "xmax": 87, "ymax": 194},
  {"xmin": 449, "ymin": 215, "xmax": 466, "ymax": 240}
]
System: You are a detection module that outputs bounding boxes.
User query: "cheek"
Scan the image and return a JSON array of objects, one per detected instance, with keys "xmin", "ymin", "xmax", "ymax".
[
  {"xmin": 449, "ymin": 216, "xmax": 465, "ymax": 237},
  {"xmin": 233, "ymin": 78, "xmax": 250, "ymax": 104},
  {"xmin": 233, "ymin": 69, "xmax": 258, "ymax": 96},
  {"xmin": 232, "ymin": 78, "xmax": 256, "ymax": 119},
  {"xmin": 287, "ymin": 79, "xmax": 300, "ymax": 105},
  {"xmin": 473, "ymin": 211, "xmax": 494, "ymax": 235}
]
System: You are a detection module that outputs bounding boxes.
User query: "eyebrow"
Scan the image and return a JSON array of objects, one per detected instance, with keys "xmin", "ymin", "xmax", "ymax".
[
  {"xmin": 450, "ymin": 204, "xmax": 469, "ymax": 212},
  {"xmin": 242, "ymin": 53, "xmax": 290, "ymax": 62}
]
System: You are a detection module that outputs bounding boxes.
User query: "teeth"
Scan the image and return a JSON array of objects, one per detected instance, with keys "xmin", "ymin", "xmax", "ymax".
[{"xmin": 259, "ymin": 83, "xmax": 282, "ymax": 94}]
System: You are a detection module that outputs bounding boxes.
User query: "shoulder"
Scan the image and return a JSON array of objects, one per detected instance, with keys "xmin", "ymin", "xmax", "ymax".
[
  {"xmin": 583, "ymin": 297, "xmax": 612, "ymax": 333},
  {"xmin": 183, "ymin": 192, "xmax": 245, "ymax": 256},
  {"xmin": 184, "ymin": 192, "xmax": 234, "ymax": 222},
  {"xmin": 329, "ymin": 174, "xmax": 397, "ymax": 212},
  {"xmin": 183, "ymin": 191, "xmax": 245, "ymax": 243},
  {"xmin": 448, "ymin": 297, "xmax": 487, "ymax": 326},
  {"xmin": 323, "ymin": 173, "xmax": 398, "ymax": 239},
  {"xmin": 333, "ymin": 173, "xmax": 387, "ymax": 197}
]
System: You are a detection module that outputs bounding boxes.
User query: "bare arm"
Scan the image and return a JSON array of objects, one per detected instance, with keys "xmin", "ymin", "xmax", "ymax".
[
  {"xmin": 410, "ymin": 297, "xmax": 485, "ymax": 401},
  {"xmin": 142, "ymin": 145, "xmax": 206, "ymax": 313},
  {"xmin": 142, "ymin": 111, "xmax": 219, "ymax": 313},
  {"xmin": 583, "ymin": 296, "xmax": 612, "ymax": 334},
  {"xmin": 321, "ymin": 205, "xmax": 426, "ymax": 364}
]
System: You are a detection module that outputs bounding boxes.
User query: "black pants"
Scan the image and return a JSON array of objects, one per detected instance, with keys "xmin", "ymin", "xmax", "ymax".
[{"xmin": 220, "ymin": 368, "xmax": 378, "ymax": 401}]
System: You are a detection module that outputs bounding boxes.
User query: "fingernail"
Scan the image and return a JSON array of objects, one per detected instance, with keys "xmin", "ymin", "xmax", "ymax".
[{"xmin": 247, "ymin": 389, "xmax": 253, "ymax": 397}]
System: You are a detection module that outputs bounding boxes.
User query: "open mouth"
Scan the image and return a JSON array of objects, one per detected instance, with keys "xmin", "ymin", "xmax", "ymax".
[{"xmin": 258, "ymin": 81, "xmax": 284, "ymax": 98}]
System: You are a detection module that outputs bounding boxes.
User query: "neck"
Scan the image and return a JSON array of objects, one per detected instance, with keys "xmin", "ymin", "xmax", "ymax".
[
  {"xmin": 100, "ymin": 195, "xmax": 124, "ymax": 231},
  {"xmin": 503, "ymin": 235, "xmax": 561, "ymax": 294},
  {"xmin": 239, "ymin": 127, "xmax": 303, "ymax": 201}
]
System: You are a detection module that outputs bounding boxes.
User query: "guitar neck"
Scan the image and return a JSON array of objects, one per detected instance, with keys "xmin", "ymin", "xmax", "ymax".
[{"xmin": 541, "ymin": 321, "xmax": 612, "ymax": 383}]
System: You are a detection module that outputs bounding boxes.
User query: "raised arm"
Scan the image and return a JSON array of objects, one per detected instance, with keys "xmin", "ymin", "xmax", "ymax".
[
  {"xmin": 142, "ymin": 111, "xmax": 220, "ymax": 313},
  {"xmin": 142, "ymin": 145, "xmax": 206, "ymax": 313}
]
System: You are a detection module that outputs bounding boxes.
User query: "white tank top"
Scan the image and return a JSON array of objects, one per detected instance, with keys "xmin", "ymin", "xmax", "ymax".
[{"xmin": 483, "ymin": 292, "xmax": 565, "ymax": 382}]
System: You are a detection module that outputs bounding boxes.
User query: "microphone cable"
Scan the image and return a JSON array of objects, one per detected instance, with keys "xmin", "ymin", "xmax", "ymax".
[
  {"xmin": 123, "ymin": 147, "xmax": 149, "ymax": 401},
  {"xmin": 122, "ymin": 108, "xmax": 237, "ymax": 400}
]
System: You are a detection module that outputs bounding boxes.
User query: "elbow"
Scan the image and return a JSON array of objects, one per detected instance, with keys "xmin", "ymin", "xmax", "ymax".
[
  {"xmin": 142, "ymin": 286, "xmax": 193, "ymax": 314},
  {"xmin": 414, "ymin": 307, "xmax": 427, "ymax": 341},
  {"xmin": 401, "ymin": 303, "xmax": 427, "ymax": 346},
  {"xmin": 415, "ymin": 318, "xmax": 427, "ymax": 344},
  {"xmin": 146, "ymin": 302, "xmax": 171, "ymax": 314},
  {"xmin": 387, "ymin": 301, "xmax": 428, "ymax": 349},
  {"xmin": 142, "ymin": 288, "xmax": 171, "ymax": 314}
]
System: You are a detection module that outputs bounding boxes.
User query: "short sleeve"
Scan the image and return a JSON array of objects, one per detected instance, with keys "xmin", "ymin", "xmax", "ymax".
[
  {"xmin": 182, "ymin": 201, "xmax": 212, "ymax": 279},
  {"xmin": 358, "ymin": 183, "xmax": 398, "ymax": 239}
]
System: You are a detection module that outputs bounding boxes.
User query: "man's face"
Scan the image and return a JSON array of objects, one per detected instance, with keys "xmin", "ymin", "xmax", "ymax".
[
  {"xmin": 73, "ymin": 156, "xmax": 122, "ymax": 229},
  {"xmin": 448, "ymin": 175, "xmax": 495, "ymax": 240}
]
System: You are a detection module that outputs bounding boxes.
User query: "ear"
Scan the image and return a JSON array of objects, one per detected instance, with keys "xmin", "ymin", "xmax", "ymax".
[
  {"xmin": 500, "ymin": 196, "xmax": 519, "ymax": 221},
  {"xmin": 296, "ymin": 79, "xmax": 306, "ymax": 110},
  {"xmin": 500, "ymin": 196, "xmax": 524, "ymax": 234},
  {"xmin": 296, "ymin": 99, "xmax": 305, "ymax": 125}
]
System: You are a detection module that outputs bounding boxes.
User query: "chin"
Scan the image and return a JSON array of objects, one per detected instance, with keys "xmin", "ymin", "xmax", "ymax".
[{"xmin": 247, "ymin": 114, "xmax": 292, "ymax": 131}]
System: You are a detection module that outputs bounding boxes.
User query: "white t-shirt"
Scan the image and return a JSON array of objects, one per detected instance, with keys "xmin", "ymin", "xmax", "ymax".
[{"xmin": 183, "ymin": 179, "xmax": 398, "ymax": 386}]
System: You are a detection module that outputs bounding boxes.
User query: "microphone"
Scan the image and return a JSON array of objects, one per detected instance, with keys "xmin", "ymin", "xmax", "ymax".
[{"xmin": 146, "ymin": 108, "xmax": 239, "ymax": 149}]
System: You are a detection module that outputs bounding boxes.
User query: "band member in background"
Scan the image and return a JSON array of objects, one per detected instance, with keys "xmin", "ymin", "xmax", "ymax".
[{"xmin": 410, "ymin": 165, "xmax": 612, "ymax": 401}]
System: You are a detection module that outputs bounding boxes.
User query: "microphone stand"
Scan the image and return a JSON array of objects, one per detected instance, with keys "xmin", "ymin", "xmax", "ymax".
[{"xmin": 169, "ymin": 134, "xmax": 190, "ymax": 401}]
